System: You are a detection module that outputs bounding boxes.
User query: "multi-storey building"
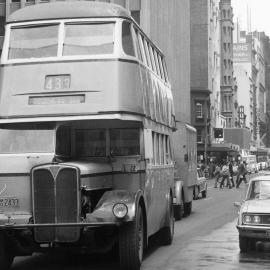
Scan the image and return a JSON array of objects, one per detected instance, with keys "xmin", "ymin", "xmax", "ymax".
[
  {"xmin": 190, "ymin": 0, "xmax": 214, "ymax": 161},
  {"xmin": 233, "ymin": 30, "xmax": 270, "ymax": 148},
  {"xmin": 190, "ymin": 0, "xmax": 236, "ymax": 162},
  {"xmin": 219, "ymin": 0, "xmax": 236, "ymax": 128}
]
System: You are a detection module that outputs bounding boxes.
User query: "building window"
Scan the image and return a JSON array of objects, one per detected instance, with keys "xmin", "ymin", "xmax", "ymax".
[
  {"xmin": 222, "ymin": 9, "xmax": 226, "ymax": 19},
  {"xmin": 195, "ymin": 103, "xmax": 203, "ymax": 118},
  {"xmin": 223, "ymin": 59, "xmax": 227, "ymax": 69},
  {"xmin": 223, "ymin": 43, "xmax": 226, "ymax": 51},
  {"xmin": 131, "ymin": 11, "xmax": 140, "ymax": 25},
  {"xmin": 227, "ymin": 9, "xmax": 231, "ymax": 18},
  {"xmin": 197, "ymin": 129, "xmax": 202, "ymax": 143},
  {"xmin": 228, "ymin": 43, "xmax": 231, "ymax": 52},
  {"xmin": 228, "ymin": 76, "xmax": 231, "ymax": 84},
  {"xmin": 223, "ymin": 26, "xmax": 226, "ymax": 35},
  {"xmin": 224, "ymin": 76, "xmax": 227, "ymax": 85}
]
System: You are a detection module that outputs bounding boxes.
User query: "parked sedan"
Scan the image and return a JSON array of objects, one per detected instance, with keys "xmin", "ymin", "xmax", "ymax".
[
  {"xmin": 194, "ymin": 168, "xmax": 207, "ymax": 199},
  {"xmin": 235, "ymin": 176, "xmax": 270, "ymax": 252}
]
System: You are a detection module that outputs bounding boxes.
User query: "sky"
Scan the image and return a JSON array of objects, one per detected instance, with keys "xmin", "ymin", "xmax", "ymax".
[{"xmin": 231, "ymin": 0, "xmax": 270, "ymax": 36}]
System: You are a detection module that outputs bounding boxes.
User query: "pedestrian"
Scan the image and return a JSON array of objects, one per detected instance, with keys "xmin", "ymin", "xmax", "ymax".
[
  {"xmin": 220, "ymin": 162, "xmax": 231, "ymax": 189},
  {"xmin": 213, "ymin": 163, "xmax": 221, "ymax": 188},
  {"xmin": 236, "ymin": 161, "xmax": 247, "ymax": 188},
  {"xmin": 228, "ymin": 161, "xmax": 235, "ymax": 188}
]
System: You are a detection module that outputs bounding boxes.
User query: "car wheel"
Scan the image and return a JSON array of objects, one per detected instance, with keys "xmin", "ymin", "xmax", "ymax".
[
  {"xmin": 160, "ymin": 196, "xmax": 174, "ymax": 245},
  {"xmin": 239, "ymin": 236, "xmax": 249, "ymax": 253},
  {"xmin": 202, "ymin": 185, "xmax": 207, "ymax": 198},
  {"xmin": 0, "ymin": 234, "xmax": 14, "ymax": 270},
  {"xmin": 119, "ymin": 205, "xmax": 145, "ymax": 270}
]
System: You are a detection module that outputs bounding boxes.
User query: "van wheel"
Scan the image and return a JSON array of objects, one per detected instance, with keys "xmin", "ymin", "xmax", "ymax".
[
  {"xmin": 0, "ymin": 234, "xmax": 14, "ymax": 270},
  {"xmin": 184, "ymin": 201, "xmax": 192, "ymax": 216},
  {"xmin": 160, "ymin": 197, "xmax": 174, "ymax": 245},
  {"xmin": 174, "ymin": 197, "xmax": 184, "ymax": 221},
  {"xmin": 119, "ymin": 205, "xmax": 144, "ymax": 270}
]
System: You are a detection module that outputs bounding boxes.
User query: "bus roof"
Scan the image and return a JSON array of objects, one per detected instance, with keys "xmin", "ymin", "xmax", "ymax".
[{"xmin": 7, "ymin": 1, "xmax": 131, "ymax": 23}]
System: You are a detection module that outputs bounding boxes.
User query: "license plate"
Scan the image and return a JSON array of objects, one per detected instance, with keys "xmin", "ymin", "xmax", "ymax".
[
  {"xmin": 0, "ymin": 198, "xmax": 19, "ymax": 208},
  {"xmin": 266, "ymin": 230, "xmax": 270, "ymax": 237},
  {"xmin": 45, "ymin": 75, "xmax": 71, "ymax": 90}
]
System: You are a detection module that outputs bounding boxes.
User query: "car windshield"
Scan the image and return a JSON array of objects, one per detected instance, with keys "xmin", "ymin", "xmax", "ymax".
[
  {"xmin": 0, "ymin": 124, "xmax": 55, "ymax": 153},
  {"xmin": 247, "ymin": 180, "xmax": 270, "ymax": 200}
]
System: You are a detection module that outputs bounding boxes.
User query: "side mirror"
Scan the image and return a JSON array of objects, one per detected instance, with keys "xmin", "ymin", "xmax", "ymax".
[{"xmin": 233, "ymin": 201, "xmax": 242, "ymax": 208}]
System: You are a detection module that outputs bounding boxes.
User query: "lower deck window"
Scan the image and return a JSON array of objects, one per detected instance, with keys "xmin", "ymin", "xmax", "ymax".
[
  {"xmin": 110, "ymin": 129, "xmax": 140, "ymax": 156},
  {"xmin": 75, "ymin": 129, "xmax": 106, "ymax": 157}
]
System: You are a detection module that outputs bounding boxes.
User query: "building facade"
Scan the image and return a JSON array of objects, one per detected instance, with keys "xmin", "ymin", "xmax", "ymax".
[
  {"xmin": 233, "ymin": 30, "xmax": 270, "ymax": 148},
  {"xmin": 219, "ymin": 0, "xmax": 236, "ymax": 128}
]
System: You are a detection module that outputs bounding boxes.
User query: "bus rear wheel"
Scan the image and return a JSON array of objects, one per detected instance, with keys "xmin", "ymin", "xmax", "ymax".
[
  {"xmin": 119, "ymin": 205, "xmax": 144, "ymax": 270},
  {"xmin": 0, "ymin": 234, "xmax": 14, "ymax": 270}
]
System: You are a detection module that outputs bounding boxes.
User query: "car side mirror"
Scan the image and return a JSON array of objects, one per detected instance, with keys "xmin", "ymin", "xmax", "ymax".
[{"xmin": 233, "ymin": 201, "xmax": 242, "ymax": 208}]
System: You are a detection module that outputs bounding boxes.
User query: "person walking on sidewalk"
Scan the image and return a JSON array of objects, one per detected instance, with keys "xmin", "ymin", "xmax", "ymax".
[
  {"xmin": 228, "ymin": 161, "xmax": 235, "ymax": 188},
  {"xmin": 236, "ymin": 161, "xmax": 247, "ymax": 188},
  {"xmin": 214, "ymin": 163, "xmax": 221, "ymax": 188},
  {"xmin": 220, "ymin": 162, "xmax": 231, "ymax": 189}
]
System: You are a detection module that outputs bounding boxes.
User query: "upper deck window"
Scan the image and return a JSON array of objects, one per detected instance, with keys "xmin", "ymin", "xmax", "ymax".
[
  {"xmin": 8, "ymin": 24, "xmax": 58, "ymax": 59},
  {"xmin": 122, "ymin": 21, "xmax": 135, "ymax": 56},
  {"xmin": 63, "ymin": 22, "xmax": 115, "ymax": 56}
]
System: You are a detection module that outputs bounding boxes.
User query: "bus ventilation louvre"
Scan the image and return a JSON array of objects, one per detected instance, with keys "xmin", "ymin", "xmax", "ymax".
[{"xmin": 32, "ymin": 165, "xmax": 80, "ymax": 243}]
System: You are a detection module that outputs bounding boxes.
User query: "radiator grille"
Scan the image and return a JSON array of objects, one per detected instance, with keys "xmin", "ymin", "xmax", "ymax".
[{"xmin": 32, "ymin": 166, "xmax": 80, "ymax": 243}]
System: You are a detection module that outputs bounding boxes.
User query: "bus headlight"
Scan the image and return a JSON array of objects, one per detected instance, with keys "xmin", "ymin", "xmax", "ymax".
[{"xmin": 113, "ymin": 203, "xmax": 128, "ymax": 219}]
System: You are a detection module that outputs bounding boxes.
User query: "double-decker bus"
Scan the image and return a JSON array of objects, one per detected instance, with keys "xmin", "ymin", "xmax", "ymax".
[{"xmin": 0, "ymin": 2, "xmax": 176, "ymax": 270}]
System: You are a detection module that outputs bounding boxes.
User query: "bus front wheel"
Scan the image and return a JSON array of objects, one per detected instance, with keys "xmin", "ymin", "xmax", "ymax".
[
  {"xmin": 0, "ymin": 234, "xmax": 14, "ymax": 270},
  {"xmin": 119, "ymin": 205, "xmax": 144, "ymax": 270}
]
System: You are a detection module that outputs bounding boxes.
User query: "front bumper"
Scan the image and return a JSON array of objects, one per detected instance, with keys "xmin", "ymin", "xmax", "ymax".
[
  {"xmin": 0, "ymin": 213, "xmax": 122, "ymax": 230},
  {"xmin": 237, "ymin": 224, "xmax": 270, "ymax": 240}
]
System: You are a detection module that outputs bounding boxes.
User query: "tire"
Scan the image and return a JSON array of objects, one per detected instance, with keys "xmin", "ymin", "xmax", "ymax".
[
  {"xmin": 184, "ymin": 201, "xmax": 192, "ymax": 217},
  {"xmin": 202, "ymin": 185, "xmax": 207, "ymax": 198},
  {"xmin": 174, "ymin": 196, "xmax": 184, "ymax": 221},
  {"xmin": 160, "ymin": 197, "xmax": 174, "ymax": 245},
  {"xmin": 0, "ymin": 234, "xmax": 14, "ymax": 270},
  {"xmin": 119, "ymin": 205, "xmax": 144, "ymax": 270},
  {"xmin": 239, "ymin": 236, "xmax": 249, "ymax": 253}
]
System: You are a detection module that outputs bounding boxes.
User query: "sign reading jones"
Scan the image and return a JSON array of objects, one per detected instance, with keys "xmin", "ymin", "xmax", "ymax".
[{"xmin": 233, "ymin": 43, "xmax": 251, "ymax": 62}]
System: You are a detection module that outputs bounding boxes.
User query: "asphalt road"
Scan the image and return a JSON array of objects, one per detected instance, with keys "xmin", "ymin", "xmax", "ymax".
[{"xmin": 11, "ymin": 173, "xmax": 270, "ymax": 270}]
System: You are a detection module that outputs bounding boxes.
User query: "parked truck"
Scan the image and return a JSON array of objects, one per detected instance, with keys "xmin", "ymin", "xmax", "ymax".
[{"xmin": 172, "ymin": 122, "xmax": 197, "ymax": 220}]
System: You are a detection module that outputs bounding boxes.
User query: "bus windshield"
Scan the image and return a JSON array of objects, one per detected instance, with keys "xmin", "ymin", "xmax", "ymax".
[
  {"xmin": 8, "ymin": 22, "xmax": 115, "ymax": 60},
  {"xmin": 0, "ymin": 126, "xmax": 55, "ymax": 153},
  {"xmin": 9, "ymin": 24, "xmax": 59, "ymax": 59}
]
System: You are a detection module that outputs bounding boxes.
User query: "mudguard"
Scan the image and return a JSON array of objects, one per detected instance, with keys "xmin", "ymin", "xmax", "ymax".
[{"xmin": 86, "ymin": 190, "xmax": 144, "ymax": 223}]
